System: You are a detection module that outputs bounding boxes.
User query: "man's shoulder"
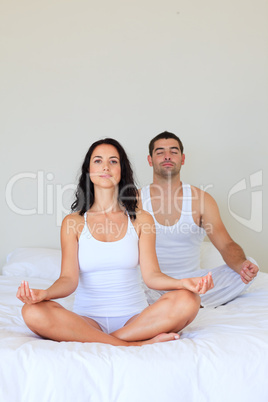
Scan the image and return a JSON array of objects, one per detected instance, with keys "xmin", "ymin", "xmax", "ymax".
[
  {"xmin": 189, "ymin": 185, "xmax": 214, "ymax": 200},
  {"xmin": 189, "ymin": 184, "xmax": 203, "ymax": 197},
  {"xmin": 189, "ymin": 185, "xmax": 218, "ymax": 215}
]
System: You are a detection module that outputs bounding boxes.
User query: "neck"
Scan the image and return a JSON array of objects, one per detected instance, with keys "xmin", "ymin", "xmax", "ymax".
[
  {"xmin": 152, "ymin": 172, "xmax": 182, "ymax": 192},
  {"xmin": 91, "ymin": 187, "xmax": 121, "ymax": 214}
]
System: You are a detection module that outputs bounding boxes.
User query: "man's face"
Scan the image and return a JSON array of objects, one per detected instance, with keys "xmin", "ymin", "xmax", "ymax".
[{"xmin": 148, "ymin": 138, "xmax": 185, "ymax": 178}]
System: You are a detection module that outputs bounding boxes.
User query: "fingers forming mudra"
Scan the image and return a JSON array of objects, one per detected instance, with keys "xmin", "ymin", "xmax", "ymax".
[
  {"xmin": 197, "ymin": 272, "xmax": 214, "ymax": 294},
  {"xmin": 17, "ymin": 281, "xmax": 46, "ymax": 304}
]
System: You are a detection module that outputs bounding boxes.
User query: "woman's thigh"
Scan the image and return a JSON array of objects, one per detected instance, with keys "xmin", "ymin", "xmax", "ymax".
[{"xmin": 81, "ymin": 315, "xmax": 103, "ymax": 331}]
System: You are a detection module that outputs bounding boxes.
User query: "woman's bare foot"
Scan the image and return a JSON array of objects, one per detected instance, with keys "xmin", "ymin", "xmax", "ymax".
[{"xmin": 131, "ymin": 332, "xmax": 180, "ymax": 346}]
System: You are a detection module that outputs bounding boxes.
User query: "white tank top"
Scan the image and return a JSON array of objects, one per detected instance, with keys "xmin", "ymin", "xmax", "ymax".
[
  {"xmin": 73, "ymin": 212, "xmax": 148, "ymax": 317},
  {"xmin": 140, "ymin": 183, "xmax": 206, "ymax": 278}
]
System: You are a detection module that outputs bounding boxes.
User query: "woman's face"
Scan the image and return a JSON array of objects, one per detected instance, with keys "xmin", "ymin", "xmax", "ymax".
[{"xmin": 89, "ymin": 144, "xmax": 121, "ymax": 188}]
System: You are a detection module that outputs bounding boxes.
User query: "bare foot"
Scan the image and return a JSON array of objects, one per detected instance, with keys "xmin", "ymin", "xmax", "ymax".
[{"xmin": 132, "ymin": 332, "xmax": 180, "ymax": 346}]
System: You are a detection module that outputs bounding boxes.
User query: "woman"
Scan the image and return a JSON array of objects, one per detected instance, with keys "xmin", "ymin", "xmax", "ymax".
[{"xmin": 17, "ymin": 138, "xmax": 213, "ymax": 346}]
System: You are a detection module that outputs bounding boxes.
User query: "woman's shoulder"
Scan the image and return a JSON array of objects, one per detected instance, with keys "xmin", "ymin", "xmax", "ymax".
[
  {"xmin": 135, "ymin": 208, "xmax": 154, "ymax": 225},
  {"xmin": 62, "ymin": 211, "xmax": 84, "ymax": 223},
  {"xmin": 131, "ymin": 209, "xmax": 155, "ymax": 239},
  {"xmin": 61, "ymin": 212, "xmax": 85, "ymax": 235}
]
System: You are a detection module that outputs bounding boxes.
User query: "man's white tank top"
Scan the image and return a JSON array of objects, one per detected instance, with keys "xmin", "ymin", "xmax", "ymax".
[
  {"xmin": 73, "ymin": 212, "xmax": 148, "ymax": 317},
  {"xmin": 140, "ymin": 183, "xmax": 206, "ymax": 278}
]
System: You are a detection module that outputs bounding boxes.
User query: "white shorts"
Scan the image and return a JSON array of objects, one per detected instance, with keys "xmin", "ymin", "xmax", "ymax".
[{"xmin": 78, "ymin": 313, "xmax": 140, "ymax": 334}]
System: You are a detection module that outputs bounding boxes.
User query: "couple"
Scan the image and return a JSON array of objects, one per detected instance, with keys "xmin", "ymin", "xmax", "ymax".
[{"xmin": 17, "ymin": 133, "xmax": 258, "ymax": 346}]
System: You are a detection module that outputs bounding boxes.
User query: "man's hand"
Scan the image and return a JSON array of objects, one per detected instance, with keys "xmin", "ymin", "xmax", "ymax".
[
  {"xmin": 240, "ymin": 260, "xmax": 259, "ymax": 284},
  {"xmin": 181, "ymin": 272, "xmax": 214, "ymax": 295}
]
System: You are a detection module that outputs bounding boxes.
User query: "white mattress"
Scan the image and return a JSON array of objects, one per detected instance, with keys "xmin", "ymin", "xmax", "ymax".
[{"xmin": 1, "ymin": 251, "xmax": 268, "ymax": 402}]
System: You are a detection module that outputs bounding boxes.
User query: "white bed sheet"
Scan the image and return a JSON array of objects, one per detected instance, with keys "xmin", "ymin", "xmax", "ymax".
[{"xmin": 1, "ymin": 273, "xmax": 268, "ymax": 402}]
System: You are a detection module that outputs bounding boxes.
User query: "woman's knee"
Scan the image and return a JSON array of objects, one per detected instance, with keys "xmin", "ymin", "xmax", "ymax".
[
  {"xmin": 22, "ymin": 303, "xmax": 42, "ymax": 327},
  {"xmin": 22, "ymin": 302, "xmax": 54, "ymax": 330},
  {"xmin": 164, "ymin": 290, "xmax": 201, "ymax": 317},
  {"xmin": 182, "ymin": 290, "xmax": 201, "ymax": 308},
  {"xmin": 160, "ymin": 290, "xmax": 200, "ymax": 332},
  {"xmin": 165, "ymin": 289, "xmax": 200, "ymax": 304}
]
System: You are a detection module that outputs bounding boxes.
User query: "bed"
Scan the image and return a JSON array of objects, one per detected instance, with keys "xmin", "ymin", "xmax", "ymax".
[{"xmin": 0, "ymin": 243, "xmax": 268, "ymax": 402}]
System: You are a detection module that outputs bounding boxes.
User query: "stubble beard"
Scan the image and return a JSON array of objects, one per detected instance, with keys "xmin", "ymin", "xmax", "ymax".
[{"xmin": 154, "ymin": 164, "xmax": 181, "ymax": 180}]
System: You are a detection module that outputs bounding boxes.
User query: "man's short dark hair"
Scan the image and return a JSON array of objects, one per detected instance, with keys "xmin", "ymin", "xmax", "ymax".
[{"xmin": 148, "ymin": 131, "xmax": 184, "ymax": 156}]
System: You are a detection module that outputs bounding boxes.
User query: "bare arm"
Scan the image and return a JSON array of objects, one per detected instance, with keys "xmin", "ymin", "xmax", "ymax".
[
  {"xmin": 201, "ymin": 191, "xmax": 259, "ymax": 283},
  {"xmin": 17, "ymin": 214, "xmax": 80, "ymax": 304},
  {"xmin": 137, "ymin": 211, "xmax": 213, "ymax": 294}
]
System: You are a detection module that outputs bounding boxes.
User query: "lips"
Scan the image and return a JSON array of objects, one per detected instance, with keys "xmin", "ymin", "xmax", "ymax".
[
  {"xmin": 99, "ymin": 174, "xmax": 112, "ymax": 178},
  {"xmin": 161, "ymin": 162, "xmax": 174, "ymax": 167}
]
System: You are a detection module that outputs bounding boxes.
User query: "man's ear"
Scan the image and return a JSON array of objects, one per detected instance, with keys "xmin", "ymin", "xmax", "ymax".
[
  {"xmin": 147, "ymin": 155, "xmax": 153, "ymax": 167},
  {"xmin": 181, "ymin": 154, "xmax": 185, "ymax": 165}
]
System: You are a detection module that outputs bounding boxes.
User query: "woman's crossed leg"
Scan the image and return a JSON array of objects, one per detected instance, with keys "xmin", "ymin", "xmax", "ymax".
[{"xmin": 22, "ymin": 289, "xmax": 199, "ymax": 346}]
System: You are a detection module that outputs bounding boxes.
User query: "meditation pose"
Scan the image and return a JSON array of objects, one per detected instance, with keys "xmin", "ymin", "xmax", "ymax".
[
  {"xmin": 139, "ymin": 131, "xmax": 259, "ymax": 308},
  {"xmin": 17, "ymin": 138, "xmax": 213, "ymax": 346}
]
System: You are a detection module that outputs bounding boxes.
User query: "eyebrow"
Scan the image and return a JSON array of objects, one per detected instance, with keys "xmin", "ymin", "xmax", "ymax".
[
  {"xmin": 154, "ymin": 146, "xmax": 180, "ymax": 152},
  {"xmin": 93, "ymin": 155, "xmax": 119, "ymax": 159}
]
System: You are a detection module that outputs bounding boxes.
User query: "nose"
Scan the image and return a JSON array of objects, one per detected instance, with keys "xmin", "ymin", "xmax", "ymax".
[
  {"xmin": 164, "ymin": 152, "xmax": 171, "ymax": 160},
  {"xmin": 103, "ymin": 161, "xmax": 110, "ymax": 171}
]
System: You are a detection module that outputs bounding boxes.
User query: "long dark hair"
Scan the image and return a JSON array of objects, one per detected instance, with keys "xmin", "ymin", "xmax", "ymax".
[{"xmin": 71, "ymin": 138, "xmax": 138, "ymax": 219}]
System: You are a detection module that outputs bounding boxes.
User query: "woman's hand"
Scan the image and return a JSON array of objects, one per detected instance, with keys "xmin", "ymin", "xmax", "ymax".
[
  {"xmin": 180, "ymin": 272, "xmax": 214, "ymax": 294},
  {"xmin": 16, "ymin": 281, "xmax": 48, "ymax": 304}
]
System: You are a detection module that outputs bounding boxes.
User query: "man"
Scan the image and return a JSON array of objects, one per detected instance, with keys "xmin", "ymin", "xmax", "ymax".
[{"xmin": 138, "ymin": 131, "xmax": 259, "ymax": 308}]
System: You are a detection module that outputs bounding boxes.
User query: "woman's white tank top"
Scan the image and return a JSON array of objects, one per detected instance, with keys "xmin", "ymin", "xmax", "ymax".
[
  {"xmin": 140, "ymin": 183, "xmax": 206, "ymax": 278},
  {"xmin": 73, "ymin": 212, "xmax": 148, "ymax": 317}
]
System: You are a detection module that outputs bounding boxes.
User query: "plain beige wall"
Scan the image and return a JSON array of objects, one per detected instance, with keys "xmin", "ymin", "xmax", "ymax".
[{"xmin": 1, "ymin": 0, "xmax": 267, "ymax": 271}]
